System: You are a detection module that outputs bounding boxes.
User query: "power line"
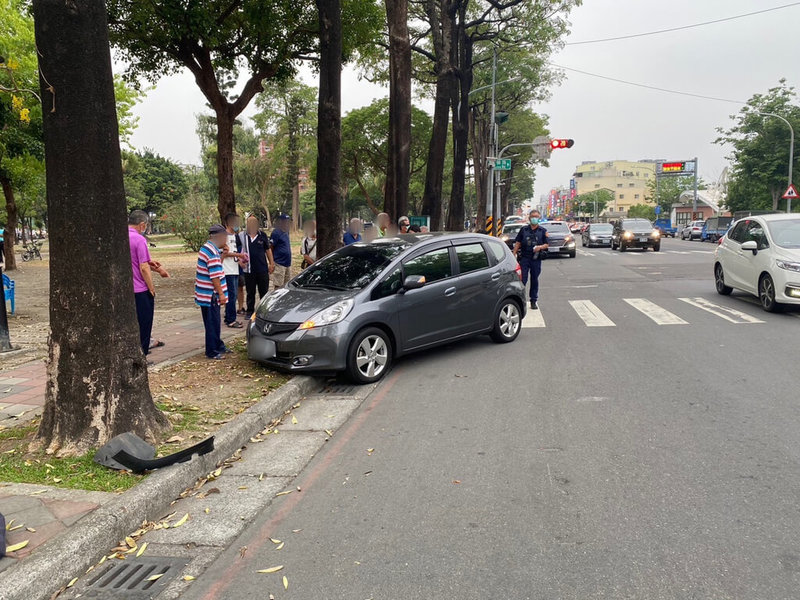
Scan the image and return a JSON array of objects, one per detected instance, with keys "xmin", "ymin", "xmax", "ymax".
[
  {"xmin": 549, "ymin": 63, "xmax": 748, "ymax": 105},
  {"xmin": 565, "ymin": 2, "xmax": 800, "ymax": 45}
]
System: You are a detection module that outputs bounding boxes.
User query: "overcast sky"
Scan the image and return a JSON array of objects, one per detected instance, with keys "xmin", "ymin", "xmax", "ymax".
[{"xmin": 126, "ymin": 0, "xmax": 800, "ymax": 204}]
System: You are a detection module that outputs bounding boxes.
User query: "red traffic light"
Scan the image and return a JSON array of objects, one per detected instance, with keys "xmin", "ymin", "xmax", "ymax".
[{"xmin": 550, "ymin": 138, "xmax": 575, "ymax": 150}]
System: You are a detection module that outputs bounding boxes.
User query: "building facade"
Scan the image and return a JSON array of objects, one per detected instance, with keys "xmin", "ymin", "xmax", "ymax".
[{"xmin": 574, "ymin": 160, "xmax": 659, "ymax": 216}]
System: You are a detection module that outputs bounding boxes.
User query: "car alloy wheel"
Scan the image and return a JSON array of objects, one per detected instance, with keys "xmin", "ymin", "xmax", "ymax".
[
  {"xmin": 759, "ymin": 274, "xmax": 781, "ymax": 312},
  {"xmin": 714, "ymin": 264, "xmax": 732, "ymax": 295},
  {"xmin": 347, "ymin": 327, "xmax": 392, "ymax": 383},
  {"xmin": 491, "ymin": 300, "xmax": 521, "ymax": 343}
]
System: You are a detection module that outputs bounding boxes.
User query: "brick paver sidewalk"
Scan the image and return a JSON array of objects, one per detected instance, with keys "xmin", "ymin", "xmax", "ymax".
[{"xmin": 0, "ymin": 315, "xmax": 243, "ymax": 429}]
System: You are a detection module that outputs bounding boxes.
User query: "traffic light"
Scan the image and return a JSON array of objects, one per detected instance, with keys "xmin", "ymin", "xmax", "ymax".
[{"xmin": 550, "ymin": 139, "xmax": 574, "ymax": 150}]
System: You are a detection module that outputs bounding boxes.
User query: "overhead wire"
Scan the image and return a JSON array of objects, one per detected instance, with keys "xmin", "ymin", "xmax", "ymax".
[{"xmin": 565, "ymin": 1, "xmax": 800, "ymax": 45}]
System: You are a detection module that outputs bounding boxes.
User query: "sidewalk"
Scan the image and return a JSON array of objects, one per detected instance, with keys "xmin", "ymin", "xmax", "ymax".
[{"xmin": 0, "ymin": 315, "xmax": 243, "ymax": 429}]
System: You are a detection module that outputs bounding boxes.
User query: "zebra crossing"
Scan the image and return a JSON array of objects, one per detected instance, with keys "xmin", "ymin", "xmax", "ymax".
[
  {"xmin": 522, "ymin": 296, "xmax": 777, "ymax": 329},
  {"xmin": 577, "ymin": 249, "xmax": 714, "ymax": 257}
]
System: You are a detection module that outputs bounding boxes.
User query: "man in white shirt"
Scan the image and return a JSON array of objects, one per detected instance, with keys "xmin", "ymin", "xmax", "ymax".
[{"xmin": 221, "ymin": 213, "xmax": 246, "ymax": 328}]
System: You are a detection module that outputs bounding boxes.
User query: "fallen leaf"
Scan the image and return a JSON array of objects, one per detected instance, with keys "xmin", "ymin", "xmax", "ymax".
[
  {"xmin": 452, "ymin": 480, "xmax": 461, "ymax": 484},
  {"xmin": 239, "ymin": 546, "xmax": 247, "ymax": 559},
  {"xmin": 67, "ymin": 577, "xmax": 78, "ymax": 588},
  {"xmin": 270, "ymin": 595, "xmax": 275, "ymax": 600},
  {"xmin": 4, "ymin": 519, "xmax": 13, "ymax": 530},
  {"xmin": 324, "ymin": 429, "xmax": 333, "ymax": 437},
  {"xmin": 292, "ymin": 529, "xmax": 302, "ymax": 533},
  {"xmin": 99, "ymin": 555, "xmax": 107, "ymax": 565},
  {"xmin": 259, "ymin": 473, "xmax": 264, "ymax": 481},
  {"xmin": 269, "ymin": 538, "xmax": 281, "ymax": 544},
  {"xmin": 275, "ymin": 490, "xmax": 292, "ymax": 497},
  {"xmin": 166, "ymin": 435, "xmax": 184, "ymax": 444},
  {"xmin": 29, "ymin": 490, "xmax": 45, "ymax": 495},
  {"xmin": 8, "ymin": 524, "xmax": 23, "ymax": 532},
  {"xmin": 204, "ymin": 508, "xmax": 210, "ymax": 514},
  {"xmin": 367, "ymin": 448, "xmax": 374, "ymax": 453},
  {"xmin": 52, "ymin": 477, "xmax": 63, "ymax": 484},
  {"xmin": 183, "ymin": 575, "xmax": 195, "ymax": 581},
  {"xmin": 136, "ymin": 542, "xmax": 148, "ymax": 557},
  {"xmin": 257, "ymin": 565, "xmax": 284, "ymax": 574},
  {"xmin": 283, "ymin": 575, "xmax": 289, "ymax": 589},
  {"xmin": 125, "ymin": 536, "xmax": 137, "ymax": 548},
  {"xmin": 26, "ymin": 527, "xmax": 36, "ymax": 533},
  {"xmin": 238, "ymin": 486, "xmax": 248, "ymax": 490},
  {"xmin": 147, "ymin": 573, "xmax": 164, "ymax": 582},
  {"xmin": 275, "ymin": 542, "xmax": 284, "ymax": 550},
  {"xmin": 173, "ymin": 513, "xmax": 189, "ymax": 528},
  {"xmin": 291, "ymin": 415, "xmax": 298, "ymax": 425},
  {"xmin": 6, "ymin": 540, "xmax": 29, "ymax": 553}
]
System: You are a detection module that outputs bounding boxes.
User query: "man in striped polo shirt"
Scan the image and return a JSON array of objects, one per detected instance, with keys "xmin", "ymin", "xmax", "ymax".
[{"xmin": 195, "ymin": 225, "xmax": 230, "ymax": 359}]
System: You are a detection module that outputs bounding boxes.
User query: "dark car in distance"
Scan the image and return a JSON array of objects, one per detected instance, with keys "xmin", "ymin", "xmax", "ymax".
[
  {"xmin": 542, "ymin": 221, "xmax": 577, "ymax": 258},
  {"xmin": 247, "ymin": 233, "xmax": 527, "ymax": 384},
  {"xmin": 582, "ymin": 223, "xmax": 613, "ymax": 248},
  {"xmin": 611, "ymin": 218, "xmax": 661, "ymax": 252},
  {"xmin": 500, "ymin": 223, "xmax": 524, "ymax": 250}
]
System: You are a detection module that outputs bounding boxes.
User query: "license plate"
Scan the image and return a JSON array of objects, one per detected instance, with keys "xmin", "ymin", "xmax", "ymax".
[{"xmin": 639, "ymin": 237, "xmax": 648, "ymax": 242}]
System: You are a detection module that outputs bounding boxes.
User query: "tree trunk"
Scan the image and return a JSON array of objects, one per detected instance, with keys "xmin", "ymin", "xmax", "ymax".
[
  {"xmin": 385, "ymin": 0, "xmax": 412, "ymax": 222},
  {"xmin": 215, "ymin": 108, "xmax": 236, "ymax": 223},
  {"xmin": 469, "ymin": 108, "xmax": 490, "ymax": 230},
  {"xmin": 315, "ymin": 0, "xmax": 343, "ymax": 257},
  {"xmin": 446, "ymin": 11, "xmax": 472, "ymax": 232},
  {"xmin": 421, "ymin": 0, "xmax": 455, "ymax": 231},
  {"xmin": 33, "ymin": 0, "xmax": 168, "ymax": 456},
  {"xmin": 0, "ymin": 176, "xmax": 18, "ymax": 270}
]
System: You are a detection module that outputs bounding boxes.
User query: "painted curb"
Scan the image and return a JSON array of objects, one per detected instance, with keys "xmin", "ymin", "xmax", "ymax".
[{"xmin": 0, "ymin": 375, "xmax": 324, "ymax": 600}]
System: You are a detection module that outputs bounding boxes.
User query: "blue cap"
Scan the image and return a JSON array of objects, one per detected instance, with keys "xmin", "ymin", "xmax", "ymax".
[{"xmin": 276, "ymin": 213, "xmax": 291, "ymax": 221}]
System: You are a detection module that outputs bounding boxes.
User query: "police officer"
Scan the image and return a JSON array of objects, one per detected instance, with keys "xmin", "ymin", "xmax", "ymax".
[{"xmin": 512, "ymin": 210, "xmax": 549, "ymax": 310}]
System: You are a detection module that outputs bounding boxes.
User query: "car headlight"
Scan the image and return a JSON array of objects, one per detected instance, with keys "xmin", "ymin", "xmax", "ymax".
[
  {"xmin": 776, "ymin": 260, "xmax": 800, "ymax": 273},
  {"xmin": 623, "ymin": 231, "xmax": 633, "ymax": 239},
  {"xmin": 299, "ymin": 299, "xmax": 354, "ymax": 330},
  {"xmin": 500, "ymin": 234, "xmax": 509, "ymax": 242},
  {"xmin": 564, "ymin": 235, "xmax": 573, "ymax": 243},
  {"xmin": 589, "ymin": 235, "xmax": 597, "ymax": 241},
  {"xmin": 651, "ymin": 230, "xmax": 660, "ymax": 237}
]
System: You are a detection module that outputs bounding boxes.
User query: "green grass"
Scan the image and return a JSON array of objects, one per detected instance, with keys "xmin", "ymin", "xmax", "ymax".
[
  {"xmin": 0, "ymin": 424, "xmax": 38, "ymax": 441},
  {"xmin": 0, "ymin": 448, "xmax": 143, "ymax": 492}
]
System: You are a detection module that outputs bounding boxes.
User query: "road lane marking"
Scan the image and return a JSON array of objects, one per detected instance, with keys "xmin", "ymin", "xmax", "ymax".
[
  {"xmin": 522, "ymin": 309, "xmax": 546, "ymax": 328},
  {"xmin": 624, "ymin": 298, "xmax": 688, "ymax": 325},
  {"xmin": 667, "ymin": 251, "xmax": 692, "ymax": 255},
  {"xmin": 569, "ymin": 300, "xmax": 616, "ymax": 327},
  {"xmin": 678, "ymin": 297, "xmax": 765, "ymax": 323},
  {"xmin": 691, "ymin": 250, "xmax": 713, "ymax": 254}
]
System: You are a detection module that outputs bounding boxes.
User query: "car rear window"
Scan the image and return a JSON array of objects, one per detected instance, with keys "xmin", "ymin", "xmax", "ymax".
[
  {"xmin": 545, "ymin": 223, "xmax": 570, "ymax": 234},
  {"xmin": 455, "ymin": 243, "xmax": 489, "ymax": 274}
]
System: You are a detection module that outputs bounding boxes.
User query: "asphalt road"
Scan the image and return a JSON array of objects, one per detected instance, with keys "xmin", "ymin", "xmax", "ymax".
[{"xmin": 182, "ymin": 236, "xmax": 800, "ymax": 600}]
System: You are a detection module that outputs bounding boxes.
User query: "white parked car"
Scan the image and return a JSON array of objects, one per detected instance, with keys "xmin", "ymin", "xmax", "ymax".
[{"xmin": 714, "ymin": 214, "xmax": 800, "ymax": 312}]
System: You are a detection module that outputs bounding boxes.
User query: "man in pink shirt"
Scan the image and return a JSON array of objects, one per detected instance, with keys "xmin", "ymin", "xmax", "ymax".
[{"xmin": 128, "ymin": 211, "xmax": 169, "ymax": 357}]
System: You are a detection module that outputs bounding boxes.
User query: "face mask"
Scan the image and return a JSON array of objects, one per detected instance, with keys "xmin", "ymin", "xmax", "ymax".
[
  {"xmin": 233, "ymin": 226, "xmax": 240, "ymax": 232},
  {"xmin": 529, "ymin": 217, "xmax": 539, "ymax": 225}
]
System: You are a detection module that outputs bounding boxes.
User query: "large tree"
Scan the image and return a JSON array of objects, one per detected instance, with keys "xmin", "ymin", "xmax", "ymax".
[
  {"xmin": 715, "ymin": 80, "xmax": 800, "ymax": 213},
  {"xmin": 33, "ymin": 0, "xmax": 167, "ymax": 455},
  {"xmin": 384, "ymin": 0, "xmax": 412, "ymax": 221},
  {"xmin": 315, "ymin": 0, "xmax": 343, "ymax": 256}
]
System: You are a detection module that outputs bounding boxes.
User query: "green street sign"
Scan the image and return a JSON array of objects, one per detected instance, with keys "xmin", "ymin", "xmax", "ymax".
[{"xmin": 494, "ymin": 159, "xmax": 511, "ymax": 171}]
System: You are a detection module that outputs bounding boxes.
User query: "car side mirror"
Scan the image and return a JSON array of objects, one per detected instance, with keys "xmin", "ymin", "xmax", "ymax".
[
  {"xmin": 400, "ymin": 275, "xmax": 426, "ymax": 293},
  {"xmin": 741, "ymin": 240, "xmax": 758, "ymax": 255}
]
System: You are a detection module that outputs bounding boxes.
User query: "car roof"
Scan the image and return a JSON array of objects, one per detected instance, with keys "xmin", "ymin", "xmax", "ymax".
[
  {"xmin": 365, "ymin": 232, "xmax": 494, "ymax": 247},
  {"xmin": 745, "ymin": 213, "xmax": 800, "ymax": 222}
]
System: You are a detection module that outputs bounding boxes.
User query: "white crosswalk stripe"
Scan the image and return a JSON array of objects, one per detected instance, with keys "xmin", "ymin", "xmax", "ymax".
[
  {"xmin": 678, "ymin": 297, "xmax": 765, "ymax": 324},
  {"xmin": 522, "ymin": 309, "xmax": 546, "ymax": 328},
  {"xmin": 624, "ymin": 298, "xmax": 688, "ymax": 325},
  {"xmin": 569, "ymin": 300, "xmax": 616, "ymax": 327}
]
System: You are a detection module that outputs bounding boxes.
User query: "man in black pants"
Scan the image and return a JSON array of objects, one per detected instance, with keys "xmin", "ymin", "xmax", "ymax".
[{"xmin": 240, "ymin": 215, "xmax": 274, "ymax": 319}]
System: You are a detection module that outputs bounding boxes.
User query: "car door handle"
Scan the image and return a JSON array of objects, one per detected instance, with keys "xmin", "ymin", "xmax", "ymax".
[
  {"xmin": 491, "ymin": 272, "xmax": 501, "ymax": 281},
  {"xmin": 444, "ymin": 287, "xmax": 457, "ymax": 297}
]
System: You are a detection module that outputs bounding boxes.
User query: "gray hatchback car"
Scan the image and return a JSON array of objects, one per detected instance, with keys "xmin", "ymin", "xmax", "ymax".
[{"xmin": 247, "ymin": 233, "xmax": 527, "ymax": 383}]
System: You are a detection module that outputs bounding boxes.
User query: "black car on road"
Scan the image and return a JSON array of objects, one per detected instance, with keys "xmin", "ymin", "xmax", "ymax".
[
  {"xmin": 581, "ymin": 223, "xmax": 613, "ymax": 248},
  {"xmin": 247, "ymin": 233, "xmax": 527, "ymax": 384},
  {"xmin": 541, "ymin": 221, "xmax": 576, "ymax": 258},
  {"xmin": 611, "ymin": 218, "xmax": 661, "ymax": 252}
]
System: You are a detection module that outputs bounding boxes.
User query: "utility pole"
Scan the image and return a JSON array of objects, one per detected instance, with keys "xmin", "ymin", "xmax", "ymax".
[
  {"xmin": 490, "ymin": 47, "xmax": 497, "ymax": 236},
  {"xmin": 693, "ymin": 157, "xmax": 698, "ymax": 216}
]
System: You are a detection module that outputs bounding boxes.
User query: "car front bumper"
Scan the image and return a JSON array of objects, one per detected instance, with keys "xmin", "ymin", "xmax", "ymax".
[
  {"xmin": 548, "ymin": 242, "xmax": 576, "ymax": 254},
  {"xmin": 773, "ymin": 270, "xmax": 800, "ymax": 304},
  {"xmin": 587, "ymin": 237, "xmax": 611, "ymax": 246},
  {"xmin": 246, "ymin": 320, "xmax": 351, "ymax": 373},
  {"xmin": 621, "ymin": 236, "xmax": 659, "ymax": 248}
]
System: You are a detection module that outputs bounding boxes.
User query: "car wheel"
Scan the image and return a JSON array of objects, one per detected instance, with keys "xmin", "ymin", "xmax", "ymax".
[
  {"xmin": 758, "ymin": 274, "xmax": 782, "ymax": 313},
  {"xmin": 490, "ymin": 299, "xmax": 522, "ymax": 343},
  {"xmin": 653, "ymin": 243, "xmax": 661, "ymax": 252},
  {"xmin": 346, "ymin": 327, "xmax": 393, "ymax": 384},
  {"xmin": 619, "ymin": 241, "xmax": 626, "ymax": 252},
  {"xmin": 569, "ymin": 250, "xmax": 576, "ymax": 258},
  {"xmin": 714, "ymin": 264, "xmax": 733, "ymax": 295}
]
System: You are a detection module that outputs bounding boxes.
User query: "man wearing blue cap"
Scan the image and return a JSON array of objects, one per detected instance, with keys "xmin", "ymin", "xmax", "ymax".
[{"xmin": 270, "ymin": 214, "xmax": 293, "ymax": 291}]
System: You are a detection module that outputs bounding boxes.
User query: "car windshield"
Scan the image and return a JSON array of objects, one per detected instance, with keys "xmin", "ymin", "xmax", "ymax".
[
  {"xmin": 292, "ymin": 242, "xmax": 408, "ymax": 290},
  {"xmin": 622, "ymin": 219, "xmax": 652, "ymax": 230},
  {"xmin": 591, "ymin": 224, "xmax": 612, "ymax": 232},
  {"xmin": 767, "ymin": 218, "xmax": 800, "ymax": 249},
  {"xmin": 545, "ymin": 223, "xmax": 570, "ymax": 234},
  {"xmin": 503, "ymin": 225, "xmax": 523, "ymax": 235}
]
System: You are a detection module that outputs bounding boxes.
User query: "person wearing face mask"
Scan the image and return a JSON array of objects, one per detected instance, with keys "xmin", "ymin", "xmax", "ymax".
[
  {"xmin": 512, "ymin": 210, "xmax": 549, "ymax": 310},
  {"xmin": 221, "ymin": 213, "xmax": 248, "ymax": 328}
]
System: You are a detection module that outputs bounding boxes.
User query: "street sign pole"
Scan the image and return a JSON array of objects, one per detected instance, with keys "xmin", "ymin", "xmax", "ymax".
[{"xmin": 693, "ymin": 157, "xmax": 698, "ymax": 216}]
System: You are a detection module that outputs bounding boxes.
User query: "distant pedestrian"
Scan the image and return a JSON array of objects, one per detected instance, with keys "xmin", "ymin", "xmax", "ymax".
[
  {"xmin": 301, "ymin": 220, "xmax": 318, "ymax": 269},
  {"xmin": 128, "ymin": 210, "xmax": 170, "ymax": 358},
  {"xmin": 239, "ymin": 215, "xmax": 274, "ymax": 319},
  {"xmin": 221, "ymin": 213, "xmax": 247, "ymax": 329},
  {"xmin": 512, "ymin": 210, "xmax": 549, "ymax": 310},
  {"xmin": 195, "ymin": 225, "xmax": 229, "ymax": 360},
  {"xmin": 398, "ymin": 216, "xmax": 411, "ymax": 234},
  {"xmin": 376, "ymin": 212, "xmax": 390, "ymax": 237},
  {"xmin": 363, "ymin": 223, "xmax": 378, "ymax": 242},
  {"xmin": 270, "ymin": 213, "xmax": 292, "ymax": 290},
  {"xmin": 343, "ymin": 218, "xmax": 362, "ymax": 245}
]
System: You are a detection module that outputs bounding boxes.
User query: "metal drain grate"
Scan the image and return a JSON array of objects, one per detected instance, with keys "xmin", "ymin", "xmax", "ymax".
[
  {"xmin": 81, "ymin": 556, "xmax": 188, "ymax": 598},
  {"xmin": 323, "ymin": 383, "xmax": 357, "ymax": 395}
]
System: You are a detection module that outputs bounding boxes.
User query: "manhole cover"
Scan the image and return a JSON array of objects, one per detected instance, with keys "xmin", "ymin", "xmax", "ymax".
[
  {"xmin": 323, "ymin": 383, "xmax": 357, "ymax": 395},
  {"xmin": 80, "ymin": 556, "xmax": 188, "ymax": 598}
]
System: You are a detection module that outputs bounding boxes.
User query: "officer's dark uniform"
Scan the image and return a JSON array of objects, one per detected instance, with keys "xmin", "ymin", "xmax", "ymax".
[{"xmin": 514, "ymin": 224, "xmax": 548, "ymax": 304}]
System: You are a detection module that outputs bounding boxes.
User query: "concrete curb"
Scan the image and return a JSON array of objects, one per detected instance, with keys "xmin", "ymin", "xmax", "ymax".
[{"xmin": 0, "ymin": 375, "xmax": 324, "ymax": 600}]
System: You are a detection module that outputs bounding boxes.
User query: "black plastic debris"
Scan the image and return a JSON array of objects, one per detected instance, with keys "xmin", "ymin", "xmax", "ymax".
[{"xmin": 94, "ymin": 432, "xmax": 214, "ymax": 473}]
